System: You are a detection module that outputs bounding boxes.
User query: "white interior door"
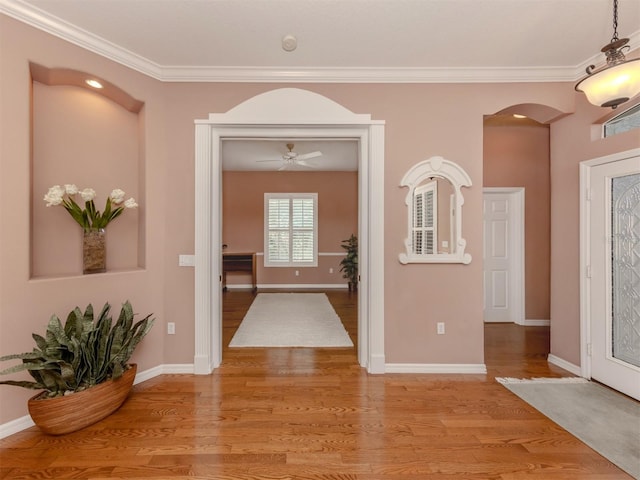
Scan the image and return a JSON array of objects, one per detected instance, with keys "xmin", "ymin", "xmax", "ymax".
[
  {"xmin": 483, "ymin": 189, "xmax": 524, "ymax": 324},
  {"xmin": 589, "ymin": 156, "xmax": 640, "ymax": 400}
]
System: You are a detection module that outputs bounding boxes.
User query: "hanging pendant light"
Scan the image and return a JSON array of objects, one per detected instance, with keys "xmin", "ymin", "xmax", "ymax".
[{"xmin": 575, "ymin": 0, "xmax": 640, "ymax": 109}]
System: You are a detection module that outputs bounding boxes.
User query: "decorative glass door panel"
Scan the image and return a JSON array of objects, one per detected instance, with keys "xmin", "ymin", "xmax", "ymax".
[
  {"xmin": 611, "ymin": 173, "xmax": 640, "ymax": 368},
  {"xmin": 589, "ymin": 154, "xmax": 640, "ymax": 401}
]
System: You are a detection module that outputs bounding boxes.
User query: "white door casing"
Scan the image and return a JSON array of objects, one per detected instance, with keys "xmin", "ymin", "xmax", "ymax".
[
  {"xmin": 193, "ymin": 88, "xmax": 386, "ymax": 374},
  {"xmin": 483, "ymin": 188, "xmax": 525, "ymax": 324},
  {"xmin": 581, "ymin": 150, "xmax": 640, "ymax": 400}
]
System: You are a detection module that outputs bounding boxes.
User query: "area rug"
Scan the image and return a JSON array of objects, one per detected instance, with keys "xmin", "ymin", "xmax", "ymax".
[
  {"xmin": 497, "ymin": 377, "xmax": 640, "ymax": 479},
  {"xmin": 229, "ymin": 293, "xmax": 353, "ymax": 348}
]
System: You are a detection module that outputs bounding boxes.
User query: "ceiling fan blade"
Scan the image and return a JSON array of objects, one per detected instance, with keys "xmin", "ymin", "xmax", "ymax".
[
  {"xmin": 256, "ymin": 159, "xmax": 282, "ymax": 163},
  {"xmin": 296, "ymin": 151, "xmax": 322, "ymax": 161},
  {"xmin": 277, "ymin": 164, "xmax": 288, "ymax": 171},
  {"xmin": 295, "ymin": 160, "xmax": 316, "ymax": 168}
]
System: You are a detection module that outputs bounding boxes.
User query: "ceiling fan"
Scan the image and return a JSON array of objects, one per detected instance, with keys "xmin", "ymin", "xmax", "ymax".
[{"xmin": 257, "ymin": 143, "xmax": 322, "ymax": 170}]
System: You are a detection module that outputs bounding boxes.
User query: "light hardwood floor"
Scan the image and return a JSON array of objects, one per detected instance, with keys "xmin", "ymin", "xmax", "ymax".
[{"xmin": 0, "ymin": 290, "xmax": 632, "ymax": 479}]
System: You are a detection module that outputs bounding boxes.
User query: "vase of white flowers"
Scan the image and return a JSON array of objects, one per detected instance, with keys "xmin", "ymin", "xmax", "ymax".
[{"xmin": 43, "ymin": 184, "xmax": 138, "ymax": 274}]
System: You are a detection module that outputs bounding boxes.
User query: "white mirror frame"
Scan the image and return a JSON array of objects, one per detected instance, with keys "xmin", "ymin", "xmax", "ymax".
[{"xmin": 399, "ymin": 156, "xmax": 472, "ymax": 264}]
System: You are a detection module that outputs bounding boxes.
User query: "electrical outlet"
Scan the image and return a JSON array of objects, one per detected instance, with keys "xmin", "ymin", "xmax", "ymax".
[
  {"xmin": 329, "ymin": 267, "xmax": 334, "ymax": 274},
  {"xmin": 437, "ymin": 322, "xmax": 445, "ymax": 335},
  {"xmin": 295, "ymin": 270, "xmax": 299, "ymax": 276},
  {"xmin": 167, "ymin": 322, "xmax": 176, "ymax": 335}
]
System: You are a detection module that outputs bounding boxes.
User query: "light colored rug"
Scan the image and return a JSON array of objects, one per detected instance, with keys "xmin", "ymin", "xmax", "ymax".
[
  {"xmin": 229, "ymin": 293, "xmax": 353, "ymax": 348},
  {"xmin": 497, "ymin": 377, "xmax": 640, "ymax": 479}
]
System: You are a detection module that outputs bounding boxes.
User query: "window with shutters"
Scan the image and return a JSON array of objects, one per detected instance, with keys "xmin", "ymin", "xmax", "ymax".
[
  {"xmin": 264, "ymin": 193, "xmax": 318, "ymax": 267},
  {"xmin": 412, "ymin": 182, "xmax": 438, "ymax": 255}
]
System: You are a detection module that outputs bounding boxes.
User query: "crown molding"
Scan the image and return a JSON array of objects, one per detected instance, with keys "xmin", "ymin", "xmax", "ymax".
[
  {"xmin": 158, "ymin": 65, "xmax": 578, "ymax": 83},
  {"xmin": 1, "ymin": 0, "xmax": 164, "ymax": 79},
  {"xmin": 3, "ymin": 0, "xmax": 638, "ymax": 84}
]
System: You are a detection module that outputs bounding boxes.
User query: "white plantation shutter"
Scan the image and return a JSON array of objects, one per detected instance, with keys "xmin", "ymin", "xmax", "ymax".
[
  {"xmin": 267, "ymin": 198, "xmax": 290, "ymax": 264},
  {"xmin": 412, "ymin": 182, "xmax": 437, "ymax": 255},
  {"xmin": 265, "ymin": 193, "xmax": 318, "ymax": 266}
]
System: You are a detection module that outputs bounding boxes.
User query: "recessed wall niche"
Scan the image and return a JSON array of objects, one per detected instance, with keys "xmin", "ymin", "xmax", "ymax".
[{"xmin": 30, "ymin": 64, "xmax": 145, "ymax": 278}]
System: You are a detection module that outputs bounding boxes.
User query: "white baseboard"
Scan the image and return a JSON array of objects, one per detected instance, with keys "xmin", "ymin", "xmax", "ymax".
[
  {"xmin": 368, "ymin": 354, "xmax": 386, "ymax": 374},
  {"xmin": 548, "ymin": 354, "xmax": 582, "ymax": 376},
  {"xmin": 0, "ymin": 363, "xmax": 194, "ymax": 439},
  {"xmin": 484, "ymin": 319, "xmax": 550, "ymax": 326},
  {"xmin": 225, "ymin": 283, "xmax": 349, "ymax": 290},
  {"xmin": 385, "ymin": 363, "xmax": 487, "ymax": 374},
  {"xmin": 524, "ymin": 319, "xmax": 550, "ymax": 326},
  {"xmin": 134, "ymin": 363, "xmax": 194, "ymax": 384},
  {"xmin": 0, "ymin": 414, "xmax": 35, "ymax": 439}
]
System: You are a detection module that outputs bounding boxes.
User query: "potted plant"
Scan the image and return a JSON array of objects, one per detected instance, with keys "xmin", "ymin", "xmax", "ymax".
[
  {"xmin": 0, "ymin": 301, "xmax": 154, "ymax": 435},
  {"xmin": 339, "ymin": 234, "xmax": 358, "ymax": 292}
]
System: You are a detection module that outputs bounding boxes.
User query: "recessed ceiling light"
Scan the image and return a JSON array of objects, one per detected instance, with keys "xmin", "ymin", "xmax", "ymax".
[
  {"xmin": 85, "ymin": 79, "xmax": 103, "ymax": 89},
  {"xmin": 513, "ymin": 114, "xmax": 527, "ymax": 119}
]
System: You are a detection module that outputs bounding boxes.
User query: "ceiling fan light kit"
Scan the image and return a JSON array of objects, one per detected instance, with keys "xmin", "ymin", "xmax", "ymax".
[{"xmin": 575, "ymin": 0, "xmax": 640, "ymax": 109}]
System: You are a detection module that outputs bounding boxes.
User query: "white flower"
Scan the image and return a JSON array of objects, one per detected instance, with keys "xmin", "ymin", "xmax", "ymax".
[
  {"xmin": 43, "ymin": 185, "xmax": 65, "ymax": 206},
  {"xmin": 124, "ymin": 198, "xmax": 138, "ymax": 209},
  {"xmin": 79, "ymin": 188, "xmax": 96, "ymax": 202},
  {"xmin": 109, "ymin": 189, "xmax": 126, "ymax": 205},
  {"xmin": 64, "ymin": 184, "xmax": 78, "ymax": 195}
]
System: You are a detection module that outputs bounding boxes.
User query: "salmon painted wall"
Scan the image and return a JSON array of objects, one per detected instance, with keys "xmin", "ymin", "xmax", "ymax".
[
  {"xmin": 222, "ymin": 171, "xmax": 358, "ymax": 287},
  {"xmin": 2, "ymin": 14, "xmax": 595, "ymax": 426},
  {"xmin": 483, "ymin": 122, "xmax": 551, "ymax": 320},
  {"xmin": 1, "ymin": 17, "xmax": 168, "ymax": 424}
]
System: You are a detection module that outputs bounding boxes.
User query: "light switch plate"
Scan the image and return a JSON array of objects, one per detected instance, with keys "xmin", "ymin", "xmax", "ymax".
[{"xmin": 178, "ymin": 254, "xmax": 195, "ymax": 267}]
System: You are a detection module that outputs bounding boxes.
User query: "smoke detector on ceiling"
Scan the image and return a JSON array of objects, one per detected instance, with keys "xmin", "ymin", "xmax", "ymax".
[{"xmin": 282, "ymin": 34, "xmax": 297, "ymax": 52}]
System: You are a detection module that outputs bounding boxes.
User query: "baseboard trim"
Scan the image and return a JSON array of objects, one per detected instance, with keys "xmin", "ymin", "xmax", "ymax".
[
  {"xmin": 385, "ymin": 363, "xmax": 487, "ymax": 374},
  {"xmin": 0, "ymin": 363, "xmax": 194, "ymax": 439},
  {"xmin": 369, "ymin": 354, "xmax": 386, "ymax": 374},
  {"xmin": 0, "ymin": 415, "xmax": 35, "ymax": 439},
  {"xmin": 484, "ymin": 319, "xmax": 550, "ymax": 326},
  {"xmin": 548, "ymin": 354, "xmax": 582, "ymax": 376},
  {"xmin": 134, "ymin": 363, "xmax": 194, "ymax": 384},
  {"xmin": 524, "ymin": 319, "xmax": 550, "ymax": 326},
  {"xmin": 225, "ymin": 283, "xmax": 349, "ymax": 290}
]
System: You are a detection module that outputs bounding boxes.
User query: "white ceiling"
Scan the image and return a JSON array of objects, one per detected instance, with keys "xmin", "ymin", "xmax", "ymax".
[
  {"xmin": 4, "ymin": 0, "xmax": 639, "ymax": 170},
  {"xmin": 222, "ymin": 139, "xmax": 359, "ymax": 172},
  {"xmin": 4, "ymin": 0, "xmax": 640, "ymax": 83}
]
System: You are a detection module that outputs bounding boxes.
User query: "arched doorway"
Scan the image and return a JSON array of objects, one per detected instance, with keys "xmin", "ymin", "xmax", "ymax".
[{"xmin": 193, "ymin": 88, "xmax": 386, "ymax": 374}]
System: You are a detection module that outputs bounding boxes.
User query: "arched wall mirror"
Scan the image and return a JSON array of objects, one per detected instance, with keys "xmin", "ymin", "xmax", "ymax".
[{"xmin": 399, "ymin": 156, "xmax": 472, "ymax": 264}]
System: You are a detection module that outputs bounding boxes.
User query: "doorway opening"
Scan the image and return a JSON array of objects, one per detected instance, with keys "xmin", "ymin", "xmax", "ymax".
[
  {"xmin": 193, "ymin": 88, "xmax": 386, "ymax": 375},
  {"xmin": 220, "ymin": 138, "xmax": 360, "ymax": 350}
]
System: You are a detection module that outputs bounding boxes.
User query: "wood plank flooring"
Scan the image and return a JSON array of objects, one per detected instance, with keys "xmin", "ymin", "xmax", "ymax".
[{"xmin": 0, "ymin": 290, "xmax": 632, "ymax": 479}]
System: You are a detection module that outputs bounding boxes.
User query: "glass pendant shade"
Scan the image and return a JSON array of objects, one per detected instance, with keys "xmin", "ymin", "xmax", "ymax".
[{"xmin": 575, "ymin": 58, "xmax": 640, "ymax": 108}]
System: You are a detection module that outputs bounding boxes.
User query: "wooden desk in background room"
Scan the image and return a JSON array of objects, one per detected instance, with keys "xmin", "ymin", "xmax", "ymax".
[{"xmin": 222, "ymin": 252, "xmax": 257, "ymax": 291}]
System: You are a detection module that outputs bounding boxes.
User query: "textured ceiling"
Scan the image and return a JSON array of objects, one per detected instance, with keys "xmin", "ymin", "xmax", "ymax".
[{"xmin": 4, "ymin": 0, "xmax": 640, "ymax": 82}]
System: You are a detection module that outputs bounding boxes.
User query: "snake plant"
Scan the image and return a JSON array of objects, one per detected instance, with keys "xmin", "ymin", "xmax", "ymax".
[{"xmin": 0, "ymin": 301, "xmax": 154, "ymax": 398}]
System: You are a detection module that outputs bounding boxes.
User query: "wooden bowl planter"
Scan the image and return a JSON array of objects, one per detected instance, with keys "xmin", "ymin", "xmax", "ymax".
[{"xmin": 27, "ymin": 364, "xmax": 137, "ymax": 435}]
